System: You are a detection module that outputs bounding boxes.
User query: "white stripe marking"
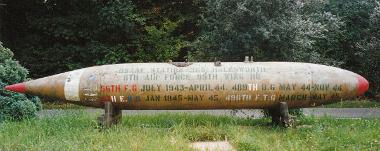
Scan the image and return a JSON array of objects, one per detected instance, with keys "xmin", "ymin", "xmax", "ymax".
[{"xmin": 64, "ymin": 69, "xmax": 84, "ymax": 101}]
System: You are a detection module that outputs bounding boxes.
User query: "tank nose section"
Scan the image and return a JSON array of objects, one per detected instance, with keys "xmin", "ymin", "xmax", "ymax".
[
  {"xmin": 357, "ymin": 75, "xmax": 369, "ymax": 96},
  {"xmin": 4, "ymin": 83, "xmax": 26, "ymax": 93}
]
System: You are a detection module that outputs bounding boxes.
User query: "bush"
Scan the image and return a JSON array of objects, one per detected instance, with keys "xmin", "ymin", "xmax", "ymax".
[{"xmin": 0, "ymin": 42, "xmax": 41, "ymax": 122}]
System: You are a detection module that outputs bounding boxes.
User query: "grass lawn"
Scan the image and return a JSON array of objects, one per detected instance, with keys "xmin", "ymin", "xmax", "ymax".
[
  {"xmin": 0, "ymin": 110, "xmax": 379, "ymax": 150},
  {"xmin": 322, "ymin": 100, "xmax": 380, "ymax": 108}
]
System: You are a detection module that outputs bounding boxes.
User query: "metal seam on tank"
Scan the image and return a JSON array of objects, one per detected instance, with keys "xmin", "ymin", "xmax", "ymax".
[
  {"xmin": 307, "ymin": 64, "xmax": 312, "ymax": 102},
  {"xmin": 64, "ymin": 69, "xmax": 85, "ymax": 101}
]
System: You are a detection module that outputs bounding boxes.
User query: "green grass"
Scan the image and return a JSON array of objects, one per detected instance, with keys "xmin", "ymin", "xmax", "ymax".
[
  {"xmin": 322, "ymin": 100, "xmax": 380, "ymax": 108},
  {"xmin": 1, "ymin": 111, "xmax": 379, "ymax": 151}
]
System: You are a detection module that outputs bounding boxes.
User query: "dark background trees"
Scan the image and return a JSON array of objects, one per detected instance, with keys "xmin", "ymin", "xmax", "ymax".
[
  {"xmin": 1, "ymin": 0, "xmax": 200, "ymax": 78},
  {"xmin": 0, "ymin": 0, "xmax": 379, "ymax": 97}
]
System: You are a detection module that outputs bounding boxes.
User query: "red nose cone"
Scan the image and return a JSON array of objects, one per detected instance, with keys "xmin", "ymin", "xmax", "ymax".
[
  {"xmin": 4, "ymin": 83, "xmax": 26, "ymax": 93},
  {"xmin": 357, "ymin": 75, "xmax": 369, "ymax": 96}
]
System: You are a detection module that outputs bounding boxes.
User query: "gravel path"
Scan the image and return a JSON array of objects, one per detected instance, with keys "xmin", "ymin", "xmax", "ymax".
[
  {"xmin": 38, "ymin": 108, "xmax": 380, "ymax": 119},
  {"xmin": 303, "ymin": 108, "xmax": 380, "ymax": 118}
]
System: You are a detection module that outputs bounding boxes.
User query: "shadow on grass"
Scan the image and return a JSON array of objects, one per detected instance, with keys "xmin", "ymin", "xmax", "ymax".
[
  {"xmin": 117, "ymin": 113, "xmax": 289, "ymax": 141},
  {"xmin": 121, "ymin": 113, "xmax": 269, "ymax": 127}
]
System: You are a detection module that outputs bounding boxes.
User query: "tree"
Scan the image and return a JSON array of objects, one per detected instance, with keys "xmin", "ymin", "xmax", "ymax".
[
  {"xmin": 322, "ymin": 0, "xmax": 380, "ymax": 97},
  {"xmin": 356, "ymin": 1, "xmax": 380, "ymax": 96},
  {"xmin": 190, "ymin": 0, "xmax": 341, "ymax": 65},
  {"xmin": 0, "ymin": 42, "xmax": 41, "ymax": 121},
  {"xmin": 5, "ymin": 0, "xmax": 143, "ymax": 77},
  {"xmin": 1, "ymin": 0, "xmax": 197, "ymax": 78}
]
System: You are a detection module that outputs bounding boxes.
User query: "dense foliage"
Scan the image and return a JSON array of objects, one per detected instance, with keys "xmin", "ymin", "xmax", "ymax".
[
  {"xmin": 1, "ymin": 0, "xmax": 196, "ymax": 77},
  {"xmin": 0, "ymin": 0, "xmax": 379, "ymax": 97},
  {"xmin": 191, "ymin": 0, "xmax": 340, "ymax": 64},
  {"xmin": 0, "ymin": 42, "xmax": 41, "ymax": 121}
]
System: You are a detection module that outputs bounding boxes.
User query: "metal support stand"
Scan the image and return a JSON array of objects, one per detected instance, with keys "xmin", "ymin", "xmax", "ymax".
[
  {"xmin": 268, "ymin": 102, "xmax": 291, "ymax": 127},
  {"xmin": 98, "ymin": 102, "xmax": 122, "ymax": 128}
]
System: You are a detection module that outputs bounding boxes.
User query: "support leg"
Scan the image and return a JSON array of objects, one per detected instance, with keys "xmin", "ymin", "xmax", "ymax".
[
  {"xmin": 268, "ymin": 102, "xmax": 291, "ymax": 127},
  {"xmin": 98, "ymin": 102, "xmax": 122, "ymax": 128}
]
